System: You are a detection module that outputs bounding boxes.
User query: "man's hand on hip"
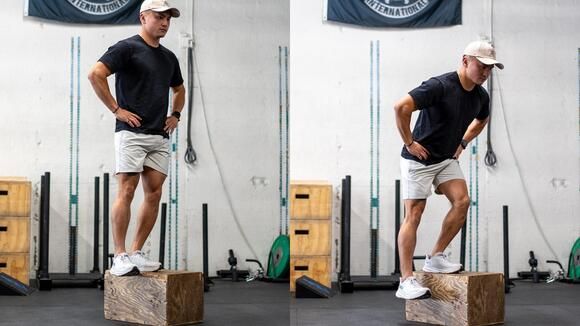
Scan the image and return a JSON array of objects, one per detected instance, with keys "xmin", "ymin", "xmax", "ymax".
[
  {"xmin": 406, "ymin": 141, "xmax": 430, "ymax": 161},
  {"xmin": 115, "ymin": 108, "xmax": 142, "ymax": 127}
]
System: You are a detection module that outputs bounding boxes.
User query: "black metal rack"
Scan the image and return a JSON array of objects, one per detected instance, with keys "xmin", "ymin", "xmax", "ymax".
[
  {"xmin": 37, "ymin": 172, "xmax": 109, "ymax": 290},
  {"xmin": 338, "ymin": 176, "xmax": 470, "ymax": 293},
  {"xmin": 338, "ymin": 175, "xmax": 399, "ymax": 292}
]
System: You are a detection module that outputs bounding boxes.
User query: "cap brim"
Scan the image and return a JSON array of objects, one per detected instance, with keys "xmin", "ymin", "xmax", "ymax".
[
  {"xmin": 151, "ymin": 7, "xmax": 180, "ymax": 18},
  {"xmin": 476, "ymin": 56, "xmax": 504, "ymax": 70}
]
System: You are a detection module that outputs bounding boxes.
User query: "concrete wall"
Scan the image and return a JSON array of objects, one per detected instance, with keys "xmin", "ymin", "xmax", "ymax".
[
  {"xmin": 290, "ymin": 0, "xmax": 579, "ymax": 277},
  {"xmin": 0, "ymin": 0, "xmax": 289, "ymax": 276}
]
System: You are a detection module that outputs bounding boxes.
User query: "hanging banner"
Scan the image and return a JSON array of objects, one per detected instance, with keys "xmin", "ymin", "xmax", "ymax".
[
  {"xmin": 325, "ymin": 0, "xmax": 461, "ymax": 28},
  {"xmin": 25, "ymin": 0, "xmax": 141, "ymax": 25}
]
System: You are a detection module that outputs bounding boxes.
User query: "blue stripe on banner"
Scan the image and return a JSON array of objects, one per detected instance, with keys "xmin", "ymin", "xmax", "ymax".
[{"xmin": 327, "ymin": 0, "xmax": 461, "ymax": 28}]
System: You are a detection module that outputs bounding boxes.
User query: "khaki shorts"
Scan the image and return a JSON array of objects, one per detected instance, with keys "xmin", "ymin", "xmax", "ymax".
[
  {"xmin": 400, "ymin": 158, "xmax": 464, "ymax": 200},
  {"xmin": 114, "ymin": 130, "xmax": 170, "ymax": 175}
]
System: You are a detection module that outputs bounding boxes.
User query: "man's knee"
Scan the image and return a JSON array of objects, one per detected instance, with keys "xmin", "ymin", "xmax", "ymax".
[
  {"xmin": 403, "ymin": 204, "xmax": 425, "ymax": 228},
  {"xmin": 118, "ymin": 184, "xmax": 138, "ymax": 202},
  {"xmin": 144, "ymin": 188, "xmax": 163, "ymax": 203},
  {"xmin": 453, "ymin": 195, "xmax": 470, "ymax": 212}
]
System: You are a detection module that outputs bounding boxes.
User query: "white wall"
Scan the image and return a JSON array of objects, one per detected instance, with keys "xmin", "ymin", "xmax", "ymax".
[
  {"xmin": 290, "ymin": 0, "xmax": 579, "ymax": 277},
  {"xmin": 188, "ymin": 0, "xmax": 290, "ymax": 273},
  {"xmin": 0, "ymin": 0, "xmax": 289, "ymax": 277}
]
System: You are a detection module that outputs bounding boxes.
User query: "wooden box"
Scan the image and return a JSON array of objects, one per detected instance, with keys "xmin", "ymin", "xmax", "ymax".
[
  {"xmin": 290, "ymin": 256, "xmax": 331, "ymax": 292},
  {"xmin": 105, "ymin": 270, "xmax": 204, "ymax": 325},
  {"xmin": 290, "ymin": 220, "xmax": 331, "ymax": 256},
  {"xmin": 0, "ymin": 218, "xmax": 30, "ymax": 252},
  {"xmin": 0, "ymin": 179, "xmax": 31, "ymax": 217},
  {"xmin": 0, "ymin": 253, "xmax": 29, "ymax": 285},
  {"xmin": 406, "ymin": 272, "xmax": 505, "ymax": 326},
  {"xmin": 290, "ymin": 181, "xmax": 332, "ymax": 219}
]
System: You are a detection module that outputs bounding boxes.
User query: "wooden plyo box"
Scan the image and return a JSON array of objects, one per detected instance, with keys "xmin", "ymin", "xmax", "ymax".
[
  {"xmin": 105, "ymin": 270, "xmax": 204, "ymax": 325},
  {"xmin": 0, "ymin": 253, "xmax": 29, "ymax": 285},
  {"xmin": 290, "ymin": 181, "xmax": 332, "ymax": 219},
  {"xmin": 290, "ymin": 256, "xmax": 331, "ymax": 292},
  {"xmin": 406, "ymin": 272, "xmax": 504, "ymax": 326},
  {"xmin": 0, "ymin": 178, "xmax": 31, "ymax": 217},
  {"xmin": 0, "ymin": 218, "xmax": 30, "ymax": 253},
  {"xmin": 290, "ymin": 220, "xmax": 331, "ymax": 256}
]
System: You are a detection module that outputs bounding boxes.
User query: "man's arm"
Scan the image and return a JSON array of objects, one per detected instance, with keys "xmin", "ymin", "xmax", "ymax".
[
  {"xmin": 462, "ymin": 117, "xmax": 489, "ymax": 143},
  {"xmin": 88, "ymin": 62, "xmax": 142, "ymax": 127},
  {"xmin": 453, "ymin": 117, "xmax": 489, "ymax": 158},
  {"xmin": 394, "ymin": 94, "xmax": 430, "ymax": 160},
  {"xmin": 164, "ymin": 84, "xmax": 186, "ymax": 134},
  {"xmin": 171, "ymin": 84, "xmax": 185, "ymax": 114},
  {"xmin": 87, "ymin": 62, "xmax": 117, "ymax": 113}
]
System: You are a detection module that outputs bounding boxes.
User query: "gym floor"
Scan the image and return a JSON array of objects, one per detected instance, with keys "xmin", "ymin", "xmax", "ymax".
[{"xmin": 0, "ymin": 279, "xmax": 578, "ymax": 325}]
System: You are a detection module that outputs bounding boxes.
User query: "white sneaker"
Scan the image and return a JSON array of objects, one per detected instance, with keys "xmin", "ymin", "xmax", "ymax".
[
  {"xmin": 423, "ymin": 252, "xmax": 462, "ymax": 273},
  {"xmin": 130, "ymin": 250, "xmax": 162, "ymax": 272},
  {"xmin": 110, "ymin": 253, "xmax": 140, "ymax": 276},
  {"xmin": 395, "ymin": 277, "xmax": 431, "ymax": 300}
]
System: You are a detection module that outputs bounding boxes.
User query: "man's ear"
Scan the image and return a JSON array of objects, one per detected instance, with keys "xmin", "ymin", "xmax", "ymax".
[
  {"xmin": 139, "ymin": 12, "xmax": 146, "ymax": 24},
  {"xmin": 462, "ymin": 55, "xmax": 469, "ymax": 67}
]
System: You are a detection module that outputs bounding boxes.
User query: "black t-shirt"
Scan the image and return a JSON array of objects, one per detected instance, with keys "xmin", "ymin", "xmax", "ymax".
[
  {"xmin": 402, "ymin": 71, "xmax": 489, "ymax": 165},
  {"xmin": 99, "ymin": 35, "xmax": 183, "ymax": 138}
]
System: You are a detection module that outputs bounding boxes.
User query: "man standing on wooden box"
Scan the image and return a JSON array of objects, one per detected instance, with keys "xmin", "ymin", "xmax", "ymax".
[
  {"xmin": 393, "ymin": 41, "xmax": 503, "ymax": 299},
  {"xmin": 88, "ymin": 0, "xmax": 184, "ymax": 276}
]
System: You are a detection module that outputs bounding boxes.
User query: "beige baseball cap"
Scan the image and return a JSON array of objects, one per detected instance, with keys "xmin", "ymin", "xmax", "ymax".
[
  {"xmin": 463, "ymin": 40, "xmax": 504, "ymax": 70},
  {"xmin": 140, "ymin": 0, "xmax": 180, "ymax": 18}
]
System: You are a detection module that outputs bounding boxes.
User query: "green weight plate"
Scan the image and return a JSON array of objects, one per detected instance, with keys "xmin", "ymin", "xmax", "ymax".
[
  {"xmin": 267, "ymin": 235, "xmax": 290, "ymax": 279},
  {"xmin": 568, "ymin": 237, "xmax": 580, "ymax": 280}
]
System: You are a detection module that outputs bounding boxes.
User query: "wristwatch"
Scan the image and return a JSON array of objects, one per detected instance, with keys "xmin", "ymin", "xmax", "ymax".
[
  {"xmin": 460, "ymin": 139, "xmax": 468, "ymax": 149},
  {"xmin": 171, "ymin": 111, "xmax": 181, "ymax": 121}
]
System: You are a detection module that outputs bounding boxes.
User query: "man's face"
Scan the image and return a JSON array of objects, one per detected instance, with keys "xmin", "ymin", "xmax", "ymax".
[
  {"xmin": 464, "ymin": 56, "xmax": 494, "ymax": 85},
  {"xmin": 141, "ymin": 11, "xmax": 172, "ymax": 38}
]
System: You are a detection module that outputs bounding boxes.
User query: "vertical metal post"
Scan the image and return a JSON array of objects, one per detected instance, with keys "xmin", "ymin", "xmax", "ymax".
[
  {"xmin": 69, "ymin": 226, "xmax": 77, "ymax": 275},
  {"xmin": 460, "ymin": 219, "xmax": 467, "ymax": 271},
  {"xmin": 203, "ymin": 203, "xmax": 210, "ymax": 291},
  {"xmin": 102, "ymin": 173, "xmax": 110, "ymax": 272},
  {"xmin": 503, "ymin": 205, "xmax": 510, "ymax": 293},
  {"xmin": 38, "ymin": 173, "xmax": 50, "ymax": 280},
  {"xmin": 343, "ymin": 176, "xmax": 351, "ymax": 281},
  {"xmin": 394, "ymin": 179, "xmax": 401, "ymax": 275},
  {"xmin": 91, "ymin": 176, "xmax": 100, "ymax": 273},
  {"xmin": 370, "ymin": 229, "xmax": 377, "ymax": 278},
  {"xmin": 339, "ymin": 177, "xmax": 346, "ymax": 280},
  {"xmin": 159, "ymin": 203, "xmax": 167, "ymax": 267}
]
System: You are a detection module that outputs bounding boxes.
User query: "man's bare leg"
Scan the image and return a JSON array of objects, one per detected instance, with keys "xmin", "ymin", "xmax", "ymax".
[
  {"xmin": 130, "ymin": 166, "xmax": 166, "ymax": 252},
  {"xmin": 398, "ymin": 199, "xmax": 427, "ymax": 280},
  {"xmin": 431, "ymin": 179, "xmax": 469, "ymax": 255},
  {"xmin": 112, "ymin": 173, "xmax": 140, "ymax": 255}
]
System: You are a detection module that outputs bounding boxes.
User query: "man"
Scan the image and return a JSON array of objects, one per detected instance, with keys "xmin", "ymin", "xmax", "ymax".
[
  {"xmin": 88, "ymin": 0, "xmax": 185, "ymax": 276},
  {"xmin": 393, "ymin": 41, "xmax": 504, "ymax": 299}
]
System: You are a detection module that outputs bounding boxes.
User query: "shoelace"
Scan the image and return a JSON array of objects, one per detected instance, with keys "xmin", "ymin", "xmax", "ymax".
[
  {"xmin": 117, "ymin": 254, "xmax": 131, "ymax": 263},
  {"xmin": 435, "ymin": 252, "xmax": 452, "ymax": 260},
  {"xmin": 403, "ymin": 277, "xmax": 419, "ymax": 286}
]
